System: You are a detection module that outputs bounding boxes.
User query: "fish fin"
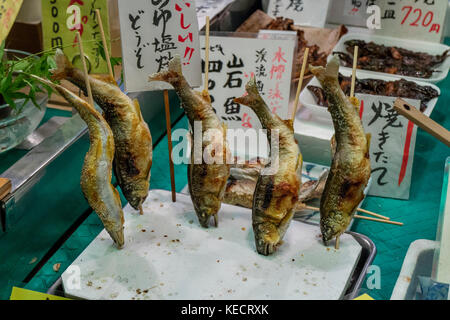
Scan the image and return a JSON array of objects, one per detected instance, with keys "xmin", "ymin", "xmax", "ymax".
[
  {"xmin": 233, "ymin": 77, "xmax": 262, "ymax": 107},
  {"xmin": 51, "ymin": 49, "xmax": 73, "ymax": 80},
  {"xmin": 90, "ymin": 73, "xmax": 117, "ymax": 86},
  {"xmin": 148, "ymin": 54, "xmax": 182, "ymax": 85},
  {"xmin": 132, "ymin": 99, "xmax": 144, "ymax": 122}
]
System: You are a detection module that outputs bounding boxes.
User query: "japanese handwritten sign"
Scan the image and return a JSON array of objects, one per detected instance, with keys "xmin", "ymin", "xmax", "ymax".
[
  {"xmin": 267, "ymin": 0, "xmax": 330, "ymax": 27},
  {"xmin": 117, "ymin": 0, "xmax": 201, "ymax": 92},
  {"xmin": 0, "ymin": 0, "xmax": 23, "ymax": 43},
  {"xmin": 327, "ymin": 0, "xmax": 378, "ymax": 27},
  {"xmin": 41, "ymin": 0, "xmax": 110, "ymax": 74},
  {"xmin": 358, "ymin": 94, "xmax": 420, "ymax": 199},
  {"xmin": 374, "ymin": 0, "xmax": 447, "ymax": 43},
  {"xmin": 199, "ymin": 35, "xmax": 296, "ymax": 130}
]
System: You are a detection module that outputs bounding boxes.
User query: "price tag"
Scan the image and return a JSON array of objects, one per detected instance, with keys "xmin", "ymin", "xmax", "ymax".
[
  {"xmin": 200, "ymin": 34, "xmax": 296, "ymax": 130},
  {"xmin": 375, "ymin": 0, "xmax": 447, "ymax": 43},
  {"xmin": 267, "ymin": 0, "xmax": 330, "ymax": 27},
  {"xmin": 41, "ymin": 0, "xmax": 111, "ymax": 74},
  {"xmin": 10, "ymin": 287, "xmax": 70, "ymax": 300},
  {"xmin": 117, "ymin": 0, "xmax": 202, "ymax": 92},
  {"xmin": 358, "ymin": 94, "xmax": 420, "ymax": 200},
  {"xmin": 0, "ymin": 0, "xmax": 23, "ymax": 43}
]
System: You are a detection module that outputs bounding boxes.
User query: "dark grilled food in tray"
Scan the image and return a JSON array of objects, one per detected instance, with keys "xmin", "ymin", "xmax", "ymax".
[
  {"xmin": 307, "ymin": 73, "xmax": 439, "ymax": 112},
  {"xmin": 334, "ymin": 39, "xmax": 449, "ymax": 78}
]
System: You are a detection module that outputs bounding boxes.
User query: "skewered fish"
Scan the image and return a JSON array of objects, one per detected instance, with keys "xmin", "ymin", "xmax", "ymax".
[
  {"xmin": 234, "ymin": 78, "xmax": 302, "ymax": 255},
  {"xmin": 148, "ymin": 56, "xmax": 231, "ymax": 228},
  {"xmin": 310, "ymin": 57, "xmax": 371, "ymax": 246},
  {"xmin": 30, "ymin": 75, "xmax": 125, "ymax": 248},
  {"xmin": 52, "ymin": 50, "xmax": 152, "ymax": 214}
]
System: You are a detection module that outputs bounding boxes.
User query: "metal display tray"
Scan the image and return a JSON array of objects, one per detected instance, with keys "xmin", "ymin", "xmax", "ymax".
[{"xmin": 46, "ymin": 222, "xmax": 376, "ymax": 300}]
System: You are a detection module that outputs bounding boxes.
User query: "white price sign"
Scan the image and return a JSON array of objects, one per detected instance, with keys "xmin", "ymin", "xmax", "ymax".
[
  {"xmin": 267, "ymin": 0, "xmax": 330, "ymax": 27},
  {"xmin": 375, "ymin": 0, "xmax": 448, "ymax": 43},
  {"xmin": 118, "ymin": 0, "xmax": 202, "ymax": 92}
]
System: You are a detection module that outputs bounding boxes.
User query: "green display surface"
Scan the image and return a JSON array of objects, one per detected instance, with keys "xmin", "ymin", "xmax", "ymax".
[{"xmin": 3, "ymin": 39, "xmax": 449, "ymax": 300}]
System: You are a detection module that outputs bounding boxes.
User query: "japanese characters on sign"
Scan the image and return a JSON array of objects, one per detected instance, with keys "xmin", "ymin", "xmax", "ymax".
[
  {"xmin": 199, "ymin": 35, "xmax": 296, "ymax": 130},
  {"xmin": 41, "ymin": 0, "xmax": 110, "ymax": 74},
  {"xmin": 266, "ymin": 0, "xmax": 330, "ymax": 27},
  {"xmin": 117, "ymin": 0, "xmax": 201, "ymax": 92},
  {"xmin": 374, "ymin": 0, "xmax": 447, "ymax": 43},
  {"xmin": 357, "ymin": 94, "xmax": 420, "ymax": 199},
  {"xmin": 0, "ymin": 0, "xmax": 23, "ymax": 44}
]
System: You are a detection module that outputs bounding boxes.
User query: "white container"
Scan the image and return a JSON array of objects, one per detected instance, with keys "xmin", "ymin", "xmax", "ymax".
[
  {"xmin": 330, "ymin": 33, "xmax": 450, "ymax": 84},
  {"xmin": 300, "ymin": 68, "xmax": 441, "ymax": 122}
]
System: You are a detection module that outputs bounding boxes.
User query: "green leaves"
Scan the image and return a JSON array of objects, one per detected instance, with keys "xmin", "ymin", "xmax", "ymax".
[
  {"xmin": 0, "ymin": 42, "xmax": 57, "ymax": 113},
  {"xmin": 96, "ymin": 39, "xmax": 123, "ymax": 85}
]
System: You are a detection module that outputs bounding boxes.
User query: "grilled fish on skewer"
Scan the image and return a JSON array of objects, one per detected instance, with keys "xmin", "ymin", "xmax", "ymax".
[
  {"xmin": 234, "ymin": 78, "xmax": 302, "ymax": 255},
  {"xmin": 149, "ymin": 56, "xmax": 231, "ymax": 227},
  {"xmin": 52, "ymin": 50, "xmax": 152, "ymax": 214},
  {"xmin": 30, "ymin": 75, "xmax": 125, "ymax": 248},
  {"xmin": 309, "ymin": 57, "xmax": 371, "ymax": 246}
]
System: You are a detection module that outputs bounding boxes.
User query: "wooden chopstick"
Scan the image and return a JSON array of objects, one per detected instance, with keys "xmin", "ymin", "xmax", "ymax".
[
  {"xmin": 394, "ymin": 98, "xmax": 450, "ymax": 147},
  {"xmin": 304, "ymin": 205, "xmax": 391, "ymax": 221}
]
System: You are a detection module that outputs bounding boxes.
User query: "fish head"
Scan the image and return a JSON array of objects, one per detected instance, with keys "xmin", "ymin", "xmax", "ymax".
[{"xmin": 320, "ymin": 211, "xmax": 348, "ymax": 245}]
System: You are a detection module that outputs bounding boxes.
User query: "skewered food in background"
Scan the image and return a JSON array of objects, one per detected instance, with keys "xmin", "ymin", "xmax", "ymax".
[
  {"xmin": 149, "ymin": 56, "xmax": 231, "ymax": 228},
  {"xmin": 223, "ymin": 159, "xmax": 327, "ymax": 209},
  {"xmin": 52, "ymin": 50, "xmax": 152, "ymax": 214},
  {"xmin": 310, "ymin": 57, "xmax": 371, "ymax": 246},
  {"xmin": 234, "ymin": 78, "xmax": 302, "ymax": 256},
  {"xmin": 334, "ymin": 40, "xmax": 449, "ymax": 78},
  {"xmin": 30, "ymin": 75, "xmax": 125, "ymax": 248},
  {"xmin": 307, "ymin": 73, "xmax": 439, "ymax": 112}
]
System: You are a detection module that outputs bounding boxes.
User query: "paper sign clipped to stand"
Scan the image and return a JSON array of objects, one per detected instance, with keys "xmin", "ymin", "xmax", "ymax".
[
  {"xmin": 267, "ymin": 0, "xmax": 330, "ymax": 27},
  {"xmin": 374, "ymin": 0, "xmax": 447, "ymax": 43},
  {"xmin": 41, "ymin": 0, "xmax": 110, "ymax": 74},
  {"xmin": 117, "ymin": 0, "xmax": 202, "ymax": 92},
  {"xmin": 357, "ymin": 94, "xmax": 421, "ymax": 200},
  {"xmin": 199, "ymin": 34, "xmax": 296, "ymax": 130}
]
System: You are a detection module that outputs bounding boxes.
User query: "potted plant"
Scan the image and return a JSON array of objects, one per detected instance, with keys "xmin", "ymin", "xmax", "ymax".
[{"xmin": 0, "ymin": 42, "xmax": 55, "ymax": 153}]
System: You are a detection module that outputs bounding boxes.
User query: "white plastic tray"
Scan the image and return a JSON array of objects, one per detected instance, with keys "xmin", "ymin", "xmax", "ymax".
[
  {"xmin": 61, "ymin": 189, "xmax": 364, "ymax": 300},
  {"xmin": 300, "ymin": 68, "xmax": 441, "ymax": 122},
  {"xmin": 330, "ymin": 33, "xmax": 450, "ymax": 83}
]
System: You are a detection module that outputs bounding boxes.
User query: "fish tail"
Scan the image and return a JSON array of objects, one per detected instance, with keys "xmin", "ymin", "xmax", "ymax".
[
  {"xmin": 51, "ymin": 49, "xmax": 74, "ymax": 80},
  {"xmin": 148, "ymin": 54, "xmax": 183, "ymax": 86},
  {"xmin": 309, "ymin": 56, "xmax": 340, "ymax": 84},
  {"xmin": 233, "ymin": 77, "xmax": 263, "ymax": 109}
]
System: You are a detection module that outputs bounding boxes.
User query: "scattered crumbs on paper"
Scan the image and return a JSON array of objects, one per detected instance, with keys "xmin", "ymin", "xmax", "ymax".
[
  {"xmin": 217, "ymin": 260, "xmax": 220, "ymax": 263},
  {"xmin": 110, "ymin": 292, "xmax": 119, "ymax": 299},
  {"xmin": 164, "ymin": 235, "xmax": 168, "ymax": 237},
  {"xmin": 151, "ymin": 230, "xmax": 155, "ymax": 232},
  {"xmin": 96, "ymin": 286, "xmax": 102, "ymax": 290},
  {"xmin": 291, "ymin": 259, "xmax": 295, "ymax": 262},
  {"xmin": 241, "ymin": 227, "xmax": 246, "ymax": 231},
  {"xmin": 160, "ymin": 203, "xmax": 164, "ymax": 207},
  {"xmin": 141, "ymin": 229, "xmax": 146, "ymax": 232},
  {"xmin": 29, "ymin": 257, "xmax": 37, "ymax": 264},
  {"xmin": 53, "ymin": 263, "xmax": 61, "ymax": 272},
  {"xmin": 242, "ymin": 277, "xmax": 247, "ymax": 282},
  {"xmin": 136, "ymin": 289, "xmax": 142, "ymax": 295},
  {"xmin": 160, "ymin": 283, "xmax": 164, "ymax": 286},
  {"xmin": 87, "ymin": 281, "xmax": 93, "ymax": 287},
  {"xmin": 303, "ymin": 291, "xmax": 308, "ymax": 295},
  {"xmin": 189, "ymin": 220, "xmax": 194, "ymax": 224},
  {"xmin": 326, "ymin": 248, "xmax": 330, "ymax": 251},
  {"xmin": 218, "ymin": 237, "xmax": 223, "ymax": 240},
  {"xmin": 157, "ymin": 243, "xmax": 161, "ymax": 246}
]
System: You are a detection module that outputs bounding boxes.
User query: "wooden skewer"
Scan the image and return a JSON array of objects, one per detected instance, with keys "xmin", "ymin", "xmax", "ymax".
[
  {"xmin": 203, "ymin": 16, "xmax": 210, "ymax": 93},
  {"xmin": 292, "ymin": 47, "xmax": 309, "ymax": 121},
  {"xmin": 0, "ymin": 178, "xmax": 12, "ymax": 200},
  {"xmin": 164, "ymin": 90, "xmax": 176, "ymax": 202},
  {"xmin": 394, "ymin": 98, "xmax": 450, "ymax": 147},
  {"xmin": 335, "ymin": 236, "xmax": 340, "ymax": 250},
  {"xmin": 354, "ymin": 214, "xmax": 404, "ymax": 226},
  {"xmin": 350, "ymin": 45, "xmax": 358, "ymax": 98},
  {"xmin": 95, "ymin": 9, "xmax": 114, "ymax": 81},
  {"xmin": 304, "ymin": 205, "xmax": 390, "ymax": 221},
  {"xmin": 76, "ymin": 32, "xmax": 94, "ymax": 107}
]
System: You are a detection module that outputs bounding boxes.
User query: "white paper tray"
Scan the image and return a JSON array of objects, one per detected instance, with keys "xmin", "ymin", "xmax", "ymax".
[
  {"xmin": 58, "ymin": 189, "xmax": 375, "ymax": 300},
  {"xmin": 330, "ymin": 33, "xmax": 450, "ymax": 83},
  {"xmin": 300, "ymin": 68, "xmax": 441, "ymax": 122}
]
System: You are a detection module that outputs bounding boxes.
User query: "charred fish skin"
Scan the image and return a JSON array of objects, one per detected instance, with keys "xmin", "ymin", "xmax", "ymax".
[
  {"xmin": 30, "ymin": 75, "xmax": 125, "ymax": 248},
  {"xmin": 234, "ymin": 78, "xmax": 302, "ymax": 256},
  {"xmin": 310, "ymin": 57, "xmax": 371, "ymax": 245},
  {"xmin": 149, "ymin": 56, "xmax": 231, "ymax": 228},
  {"xmin": 52, "ymin": 50, "xmax": 152, "ymax": 213}
]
